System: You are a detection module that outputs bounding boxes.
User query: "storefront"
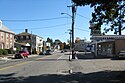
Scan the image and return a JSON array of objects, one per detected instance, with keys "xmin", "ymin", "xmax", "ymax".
[{"xmin": 91, "ymin": 39, "xmax": 125, "ymax": 58}]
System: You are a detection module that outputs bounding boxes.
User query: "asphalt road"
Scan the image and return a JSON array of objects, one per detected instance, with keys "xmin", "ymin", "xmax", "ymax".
[{"xmin": 0, "ymin": 52, "xmax": 125, "ymax": 83}]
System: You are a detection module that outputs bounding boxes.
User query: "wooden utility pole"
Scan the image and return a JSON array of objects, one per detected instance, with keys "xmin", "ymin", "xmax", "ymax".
[{"xmin": 71, "ymin": 2, "xmax": 76, "ymax": 59}]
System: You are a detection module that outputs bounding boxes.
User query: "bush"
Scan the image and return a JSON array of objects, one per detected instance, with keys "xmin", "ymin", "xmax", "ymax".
[
  {"xmin": 0, "ymin": 49, "xmax": 3, "ymax": 55},
  {"xmin": 7, "ymin": 49, "xmax": 13, "ymax": 54},
  {"xmin": 2, "ymin": 49, "xmax": 8, "ymax": 55}
]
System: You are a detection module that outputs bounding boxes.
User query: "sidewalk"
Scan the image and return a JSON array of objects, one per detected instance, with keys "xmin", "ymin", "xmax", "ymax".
[
  {"xmin": 0, "ymin": 54, "xmax": 39, "ymax": 61},
  {"xmin": 76, "ymin": 52, "xmax": 95, "ymax": 59}
]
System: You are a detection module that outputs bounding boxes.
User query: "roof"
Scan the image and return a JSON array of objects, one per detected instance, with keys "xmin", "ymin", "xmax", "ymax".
[
  {"xmin": 16, "ymin": 32, "xmax": 32, "ymax": 36},
  {"xmin": 15, "ymin": 42, "xmax": 30, "ymax": 46},
  {"xmin": 16, "ymin": 32, "xmax": 43, "ymax": 39},
  {"xmin": 0, "ymin": 23, "xmax": 15, "ymax": 34},
  {"xmin": 92, "ymin": 35, "xmax": 125, "ymax": 37},
  {"xmin": 91, "ymin": 40, "xmax": 115, "ymax": 45}
]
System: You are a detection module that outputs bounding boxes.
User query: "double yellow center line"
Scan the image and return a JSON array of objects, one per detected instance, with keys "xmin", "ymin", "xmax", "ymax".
[{"xmin": 0, "ymin": 61, "xmax": 32, "ymax": 71}]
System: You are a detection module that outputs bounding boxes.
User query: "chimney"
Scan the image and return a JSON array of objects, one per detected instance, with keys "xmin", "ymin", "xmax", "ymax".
[{"xmin": 25, "ymin": 29, "xmax": 28, "ymax": 33}]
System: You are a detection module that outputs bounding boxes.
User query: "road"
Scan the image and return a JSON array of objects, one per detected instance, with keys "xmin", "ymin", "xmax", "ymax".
[{"xmin": 0, "ymin": 52, "xmax": 125, "ymax": 83}]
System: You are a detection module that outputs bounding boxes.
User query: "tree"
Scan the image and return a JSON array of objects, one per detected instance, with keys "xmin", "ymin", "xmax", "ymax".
[
  {"xmin": 75, "ymin": 37, "xmax": 81, "ymax": 43},
  {"xmin": 72, "ymin": 0, "xmax": 125, "ymax": 35},
  {"xmin": 54, "ymin": 39, "xmax": 62, "ymax": 45},
  {"xmin": 46, "ymin": 37, "xmax": 53, "ymax": 46},
  {"xmin": 60, "ymin": 43, "xmax": 64, "ymax": 50}
]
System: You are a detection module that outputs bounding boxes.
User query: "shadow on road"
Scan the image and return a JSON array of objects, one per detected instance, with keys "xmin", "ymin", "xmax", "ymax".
[{"xmin": 0, "ymin": 71, "xmax": 125, "ymax": 83}]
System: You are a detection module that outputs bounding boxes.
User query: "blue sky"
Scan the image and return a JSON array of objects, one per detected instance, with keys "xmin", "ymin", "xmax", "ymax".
[{"xmin": 0, "ymin": 0, "xmax": 93, "ymax": 42}]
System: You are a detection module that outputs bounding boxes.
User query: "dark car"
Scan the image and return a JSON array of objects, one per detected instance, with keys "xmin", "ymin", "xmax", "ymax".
[
  {"xmin": 45, "ymin": 50, "xmax": 53, "ymax": 55},
  {"xmin": 39, "ymin": 51, "xmax": 46, "ymax": 55},
  {"xmin": 61, "ymin": 50, "xmax": 64, "ymax": 53},
  {"xmin": 15, "ymin": 51, "xmax": 29, "ymax": 59},
  {"xmin": 39, "ymin": 50, "xmax": 53, "ymax": 55}
]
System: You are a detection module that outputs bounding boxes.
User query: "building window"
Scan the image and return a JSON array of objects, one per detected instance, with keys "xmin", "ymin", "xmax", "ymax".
[
  {"xmin": 26, "ymin": 36, "xmax": 29, "ymax": 39},
  {"xmin": 10, "ymin": 34, "xmax": 12, "ymax": 40},
  {"xmin": 10, "ymin": 44, "xmax": 12, "ymax": 48},
  {"xmin": 21, "ymin": 36, "xmax": 23, "ymax": 39},
  {"xmin": 23, "ymin": 36, "xmax": 26, "ymax": 40}
]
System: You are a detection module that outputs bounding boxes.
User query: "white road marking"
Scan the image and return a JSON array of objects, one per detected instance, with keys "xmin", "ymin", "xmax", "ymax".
[{"xmin": 57, "ymin": 55, "xmax": 64, "ymax": 60}]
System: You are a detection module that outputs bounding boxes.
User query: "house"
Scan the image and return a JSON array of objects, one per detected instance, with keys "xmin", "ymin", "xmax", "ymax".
[
  {"xmin": 15, "ymin": 29, "xmax": 44, "ymax": 54},
  {"xmin": 0, "ymin": 21, "xmax": 15, "ymax": 50}
]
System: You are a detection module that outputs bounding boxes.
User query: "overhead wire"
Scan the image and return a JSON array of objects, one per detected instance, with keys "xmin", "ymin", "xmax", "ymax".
[
  {"xmin": 1, "ymin": 17, "xmax": 69, "ymax": 22},
  {"xmin": 76, "ymin": 13, "xmax": 90, "ymax": 20},
  {"xmin": 11, "ymin": 23, "xmax": 71, "ymax": 31},
  {"xmin": 75, "ymin": 28, "xmax": 89, "ymax": 32}
]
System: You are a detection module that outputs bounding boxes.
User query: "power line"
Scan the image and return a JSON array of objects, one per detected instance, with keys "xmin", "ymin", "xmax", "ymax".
[
  {"xmin": 75, "ymin": 28, "xmax": 89, "ymax": 32},
  {"xmin": 1, "ymin": 17, "xmax": 69, "ymax": 22},
  {"xmin": 41, "ymin": 33, "xmax": 65, "ymax": 37},
  {"xmin": 11, "ymin": 23, "xmax": 71, "ymax": 30},
  {"xmin": 76, "ymin": 13, "xmax": 90, "ymax": 20},
  {"xmin": 30, "ymin": 23, "xmax": 71, "ymax": 30}
]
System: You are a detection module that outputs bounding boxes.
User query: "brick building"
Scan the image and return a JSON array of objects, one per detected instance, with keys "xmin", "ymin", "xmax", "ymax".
[{"xmin": 0, "ymin": 21, "xmax": 15, "ymax": 49}]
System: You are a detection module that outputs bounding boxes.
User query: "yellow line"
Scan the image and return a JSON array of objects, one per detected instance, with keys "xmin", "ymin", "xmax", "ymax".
[
  {"xmin": 0, "ymin": 55, "xmax": 52, "ymax": 71},
  {"xmin": 0, "ymin": 61, "xmax": 32, "ymax": 71}
]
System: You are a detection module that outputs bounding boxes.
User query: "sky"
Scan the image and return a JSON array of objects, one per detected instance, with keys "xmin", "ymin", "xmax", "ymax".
[{"xmin": 0, "ymin": 0, "xmax": 94, "ymax": 42}]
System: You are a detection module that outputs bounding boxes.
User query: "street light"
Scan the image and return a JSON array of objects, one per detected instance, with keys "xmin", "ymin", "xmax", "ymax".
[
  {"xmin": 61, "ymin": 13, "xmax": 72, "ymax": 18},
  {"xmin": 61, "ymin": 11, "xmax": 75, "ymax": 59}
]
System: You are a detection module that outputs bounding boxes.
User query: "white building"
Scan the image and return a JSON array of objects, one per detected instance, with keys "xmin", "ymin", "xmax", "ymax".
[
  {"xmin": 36, "ymin": 36, "xmax": 44, "ymax": 53},
  {"xmin": 74, "ymin": 40, "xmax": 90, "ymax": 52}
]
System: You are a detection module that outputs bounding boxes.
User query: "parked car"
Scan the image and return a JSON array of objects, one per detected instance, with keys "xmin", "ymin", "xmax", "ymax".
[
  {"xmin": 118, "ymin": 50, "xmax": 125, "ymax": 59},
  {"xmin": 46, "ymin": 50, "xmax": 53, "ymax": 55},
  {"xmin": 39, "ymin": 51, "xmax": 46, "ymax": 55},
  {"xmin": 15, "ymin": 51, "xmax": 29, "ymax": 59},
  {"xmin": 61, "ymin": 50, "xmax": 64, "ymax": 53},
  {"xmin": 39, "ymin": 50, "xmax": 53, "ymax": 55}
]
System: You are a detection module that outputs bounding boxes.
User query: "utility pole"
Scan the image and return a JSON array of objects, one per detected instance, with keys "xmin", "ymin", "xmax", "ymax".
[
  {"xmin": 68, "ymin": 29, "xmax": 72, "ymax": 61},
  {"xmin": 62, "ymin": 1, "xmax": 76, "ymax": 60},
  {"xmin": 69, "ymin": 30, "xmax": 72, "ymax": 51},
  {"xmin": 71, "ymin": 2, "xmax": 76, "ymax": 59}
]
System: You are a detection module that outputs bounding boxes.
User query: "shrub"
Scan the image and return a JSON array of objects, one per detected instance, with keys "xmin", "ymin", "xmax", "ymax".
[
  {"xmin": 16, "ymin": 47, "xmax": 20, "ymax": 53},
  {"xmin": 2, "ymin": 49, "xmax": 8, "ymax": 55},
  {"xmin": 0, "ymin": 49, "xmax": 3, "ymax": 55},
  {"xmin": 6, "ymin": 49, "xmax": 12, "ymax": 54}
]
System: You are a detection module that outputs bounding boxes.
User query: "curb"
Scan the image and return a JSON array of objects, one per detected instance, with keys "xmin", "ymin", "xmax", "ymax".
[{"xmin": 0, "ymin": 54, "xmax": 39, "ymax": 60}]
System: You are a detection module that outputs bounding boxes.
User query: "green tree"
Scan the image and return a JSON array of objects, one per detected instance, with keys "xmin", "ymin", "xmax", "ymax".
[
  {"xmin": 54, "ymin": 39, "xmax": 62, "ymax": 45},
  {"xmin": 46, "ymin": 37, "xmax": 53, "ymax": 46},
  {"xmin": 72, "ymin": 0, "xmax": 125, "ymax": 35}
]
